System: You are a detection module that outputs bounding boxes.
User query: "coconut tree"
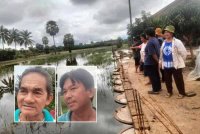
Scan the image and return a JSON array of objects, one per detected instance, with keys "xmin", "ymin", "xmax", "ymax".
[
  {"xmin": 0, "ymin": 25, "xmax": 10, "ymax": 50},
  {"xmin": 7, "ymin": 28, "xmax": 21, "ymax": 50},
  {"xmin": 148, "ymin": 16, "xmax": 169, "ymax": 29},
  {"xmin": 46, "ymin": 20, "xmax": 59, "ymax": 54},
  {"xmin": 127, "ymin": 11, "xmax": 151, "ymax": 41},
  {"xmin": 19, "ymin": 30, "xmax": 33, "ymax": 48},
  {"xmin": 0, "ymin": 75, "xmax": 14, "ymax": 95},
  {"xmin": 63, "ymin": 33, "xmax": 74, "ymax": 53},
  {"xmin": 42, "ymin": 36, "xmax": 49, "ymax": 46},
  {"xmin": 19, "ymin": 30, "xmax": 34, "ymax": 48}
]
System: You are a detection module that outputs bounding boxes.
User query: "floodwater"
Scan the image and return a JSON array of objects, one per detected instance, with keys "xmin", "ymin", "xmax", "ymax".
[{"xmin": 0, "ymin": 50, "xmax": 130, "ymax": 134}]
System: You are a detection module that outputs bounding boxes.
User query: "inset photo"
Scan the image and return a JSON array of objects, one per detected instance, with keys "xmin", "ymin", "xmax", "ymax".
[
  {"xmin": 57, "ymin": 66, "xmax": 97, "ymax": 122},
  {"xmin": 14, "ymin": 66, "xmax": 56, "ymax": 122}
]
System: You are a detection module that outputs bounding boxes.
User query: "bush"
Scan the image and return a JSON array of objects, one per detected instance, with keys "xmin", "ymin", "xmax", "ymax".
[{"xmin": 0, "ymin": 50, "xmax": 16, "ymax": 61}]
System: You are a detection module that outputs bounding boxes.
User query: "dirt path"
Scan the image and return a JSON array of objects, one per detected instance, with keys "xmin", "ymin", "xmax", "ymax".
[{"xmin": 122, "ymin": 57, "xmax": 200, "ymax": 134}]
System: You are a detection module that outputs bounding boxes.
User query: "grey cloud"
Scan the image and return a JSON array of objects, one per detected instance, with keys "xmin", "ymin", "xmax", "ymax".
[
  {"xmin": 70, "ymin": 0, "xmax": 98, "ymax": 5},
  {"xmin": 0, "ymin": 0, "xmax": 54, "ymax": 25},
  {"xmin": 94, "ymin": 0, "xmax": 174, "ymax": 25},
  {"xmin": 0, "ymin": 11, "xmax": 23, "ymax": 25},
  {"xmin": 74, "ymin": 23, "xmax": 127, "ymax": 43},
  {"xmin": 93, "ymin": 1, "xmax": 129, "ymax": 25},
  {"xmin": 0, "ymin": 1, "xmax": 25, "ymax": 25},
  {"xmin": 26, "ymin": 1, "xmax": 58, "ymax": 19},
  {"xmin": 56, "ymin": 19, "xmax": 70, "ymax": 35},
  {"xmin": 28, "ymin": 7, "xmax": 50, "ymax": 19}
]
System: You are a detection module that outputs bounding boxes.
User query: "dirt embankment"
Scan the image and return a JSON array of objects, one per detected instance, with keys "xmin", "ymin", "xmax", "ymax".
[{"xmin": 124, "ymin": 58, "xmax": 200, "ymax": 134}]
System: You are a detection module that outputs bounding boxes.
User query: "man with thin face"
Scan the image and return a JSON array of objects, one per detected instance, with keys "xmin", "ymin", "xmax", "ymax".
[
  {"xmin": 15, "ymin": 67, "xmax": 54, "ymax": 122},
  {"xmin": 58, "ymin": 68, "xmax": 96, "ymax": 122}
]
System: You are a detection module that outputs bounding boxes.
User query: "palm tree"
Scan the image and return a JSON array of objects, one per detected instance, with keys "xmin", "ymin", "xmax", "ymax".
[
  {"xmin": 42, "ymin": 36, "xmax": 49, "ymax": 47},
  {"xmin": 63, "ymin": 33, "xmax": 74, "ymax": 53},
  {"xmin": 7, "ymin": 28, "xmax": 21, "ymax": 50},
  {"xmin": 148, "ymin": 16, "xmax": 169, "ymax": 29},
  {"xmin": 0, "ymin": 25, "xmax": 10, "ymax": 50},
  {"xmin": 19, "ymin": 30, "xmax": 34, "ymax": 48},
  {"xmin": 46, "ymin": 20, "xmax": 59, "ymax": 54},
  {"xmin": 0, "ymin": 75, "xmax": 14, "ymax": 95}
]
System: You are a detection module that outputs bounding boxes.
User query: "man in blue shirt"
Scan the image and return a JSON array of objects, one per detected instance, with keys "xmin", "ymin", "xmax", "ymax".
[
  {"xmin": 58, "ymin": 68, "xmax": 96, "ymax": 122},
  {"xmin": 144, "ymin": 27, "xmax": 161, "ymax": 94}
]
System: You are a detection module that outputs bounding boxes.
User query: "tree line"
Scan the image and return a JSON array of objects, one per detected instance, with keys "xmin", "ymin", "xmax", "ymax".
[
  {"xmin": 127, "ymin": 1, "xmax": 200, "ymax": 60},
  {"xmin": 0, "ymin": 20, "xmax": 123, "ymax": 61}
]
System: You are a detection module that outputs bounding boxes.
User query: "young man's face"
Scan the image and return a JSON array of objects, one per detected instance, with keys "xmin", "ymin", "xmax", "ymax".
[
  {"xmin": 63, "ymin": 79, "xmax": 94, "ymax": 112},
  {"xmin": 17, "ymin": 73, "xmax": 52, "ymax": 119}
]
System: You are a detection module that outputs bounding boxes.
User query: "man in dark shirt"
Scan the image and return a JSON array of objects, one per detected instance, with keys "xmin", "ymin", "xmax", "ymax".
[{"xmin": 144, "ymin": 27, "xmax": 161, "ymax": 94}]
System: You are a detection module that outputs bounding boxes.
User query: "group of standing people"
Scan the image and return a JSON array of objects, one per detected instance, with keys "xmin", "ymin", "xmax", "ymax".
[{"xmin": 130, "ymin": 25, "xmax": 188, "ymax": 99}]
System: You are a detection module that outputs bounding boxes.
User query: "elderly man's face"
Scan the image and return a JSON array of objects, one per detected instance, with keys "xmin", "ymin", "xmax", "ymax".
[
  {"xmin": 63, "ymin": 79, "xmax": 94, "ymax": 112},
  {"xmin": 17, "ymin": 73, "xmax": 52, "ymax": 119}
]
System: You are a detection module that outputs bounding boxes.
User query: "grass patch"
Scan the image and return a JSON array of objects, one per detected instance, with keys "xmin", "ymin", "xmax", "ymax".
[
  {"xmin": 29, "ymin": 58, "xmax": 46, "ymax": 65},
  {"xmin": 85, "ymin": 51, "xmax": 113, "ymax": 66},
  {"xmin": 0, "ymin": 45, "xmax": 115, "ymax": 67},
  {"xmin": 0, "ymin": 65, "xmax": 14, "ymax": 77},
  {"xmin": 120, "ymin": 44, "xmax": 129, "ymax": 49}
]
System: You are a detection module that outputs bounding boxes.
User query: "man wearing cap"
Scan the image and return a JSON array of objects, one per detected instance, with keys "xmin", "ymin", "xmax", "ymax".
[{"xmin": 159, "ymin": 25, "xmax": 187, "ymax": 99}]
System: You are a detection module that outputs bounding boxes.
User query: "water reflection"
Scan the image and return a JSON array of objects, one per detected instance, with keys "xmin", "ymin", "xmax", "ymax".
[{"xmin": 66, "ymin": 54, "xmax": 77, "ymax": 66}]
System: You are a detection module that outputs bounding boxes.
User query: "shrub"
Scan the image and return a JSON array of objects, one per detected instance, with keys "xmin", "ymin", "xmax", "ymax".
[{"xmin": 0, "ymin": 50, "xmax": 16, "ymax": 61}]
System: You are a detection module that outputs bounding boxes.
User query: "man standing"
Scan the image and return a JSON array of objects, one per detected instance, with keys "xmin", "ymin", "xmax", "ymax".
[
  {"xmin": 144, "ymin": 27, "xmax": 161, "ymax": 94},
  {"xmin": 130, "ymin": 36, "xmax": 141, "ymax": 73},
  {"xmin": 139, "ymin": 33, "xmax": 148, "ymax": 72},
  {"xmin": 159, "ymin": 25, "xmax": 187, "ymax": 99},
  {"xmin": 155, "ymin": 28, "xmax": 165, "ymax": 82}
]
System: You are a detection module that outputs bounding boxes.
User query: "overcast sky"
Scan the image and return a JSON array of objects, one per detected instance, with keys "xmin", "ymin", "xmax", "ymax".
[{"xmin": 0, "ymin": 0, "xmax": 174, "ymax": 48}]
